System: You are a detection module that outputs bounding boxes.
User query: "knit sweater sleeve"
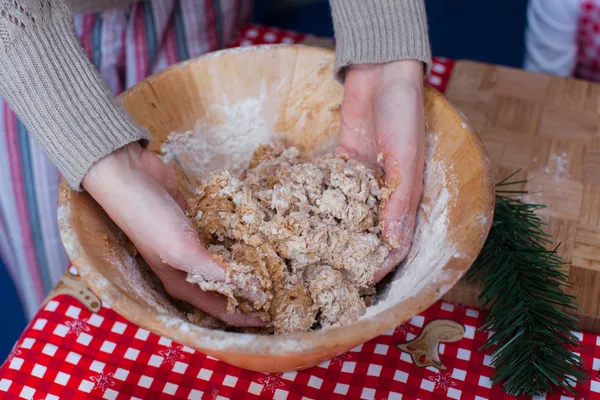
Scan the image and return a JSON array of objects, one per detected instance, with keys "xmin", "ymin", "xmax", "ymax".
[
  {"xmin": 0, "ymin": 0, "xmax": 150, "ymax": 189},
  {"xmin": 329, "ymin": 0, "xmax": 432, "ymax": 78}
]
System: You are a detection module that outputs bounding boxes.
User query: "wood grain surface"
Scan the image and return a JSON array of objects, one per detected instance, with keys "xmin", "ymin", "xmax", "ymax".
[{"xmin": 442, "ymin": 60, "xmax": 600, "ymax": 332}]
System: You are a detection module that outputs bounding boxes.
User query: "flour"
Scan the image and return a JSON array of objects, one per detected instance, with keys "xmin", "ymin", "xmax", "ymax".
[
  {"xmin": 542, "ymin": 152, "xmax": 570, "ymax": 180},
  {"xmin": 477, "ymin": 213, "xmax": 488, "ymax": 226},
  {"xmin": 57, "ymin": 204, "xmax": 80, "ymax": 262},
  {"xmin": 522, "ymin": 151, "xmax": 570, "ymax": 206},
  {"xmin": 160, "ymin": 86, "xmax": 275, "ymax": 184},
  {"xmin": 108, "ymin": 235, "xmax": 179, "ymax": 314},
  {"xmin": 458, "ymin": 111, "xmax": 472, "ymax": 131}
]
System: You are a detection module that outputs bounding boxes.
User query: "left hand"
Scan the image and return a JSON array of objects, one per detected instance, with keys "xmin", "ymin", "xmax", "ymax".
[
  {"xmin": 337, "ymin": 60, "xmax": 425, "ymax": 284},
  {"xmin": 82, "ymin": 143, "xmax": 268, "ymax": 327}
]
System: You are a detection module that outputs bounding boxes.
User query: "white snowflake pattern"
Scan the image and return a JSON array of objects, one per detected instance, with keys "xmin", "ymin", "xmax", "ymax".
[
  {"xmin": 331, "ymin": 352, "xmax": 353, "ymax": 366},
  {"xmin": 209, "ymin": 388, "xmax": 220, "ymax": 400},
  {"xmin": 65, "ymin": 318, "xmax": 90, "ymax": 336},
  {"xmin": 159, "ymin": 345, "xmax": 184, "ymax": 365},
  {"xmin": 256, "ymin": 373, "xmax": 286, "ymax": 393},
  {"xmin": 6, "ymin": 348, "xmax": 21, "ymax": 363},
  {"xmin": 91, "ymin": 372, "xmax": 115, "ymax": 392},
  {"xmin": 428, "ymin": 371, "xmax": 456, "ymax": 391},
  {"xmin": 394, "ymin": 323, "xmax": 414, "ymax": 338}
]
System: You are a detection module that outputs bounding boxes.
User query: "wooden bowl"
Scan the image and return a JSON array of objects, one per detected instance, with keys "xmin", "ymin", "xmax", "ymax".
[{"xmin": 58, "ymin": 45, "xmax": 494, "ymax": 373}]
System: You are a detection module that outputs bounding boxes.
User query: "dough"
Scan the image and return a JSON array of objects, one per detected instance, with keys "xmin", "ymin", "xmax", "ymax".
[{"xmin": 186, "ymin": 144, "xmax": 390, "ymax": 334}]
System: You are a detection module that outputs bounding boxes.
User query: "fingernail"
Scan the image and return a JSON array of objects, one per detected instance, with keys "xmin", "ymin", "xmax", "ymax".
[{"xmin": 335, "ymin": 149, "xmax": 350, "ymax": 160}]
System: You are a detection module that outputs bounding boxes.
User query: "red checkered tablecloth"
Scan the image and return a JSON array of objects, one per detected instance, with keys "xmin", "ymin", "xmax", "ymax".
[
  {"xmin": 3, "ymin": 267, "xmax": 600, "ymax": 400},
  {"xmin": 4, "ymin": 26, "xmax": 599, "ymax": 400}
]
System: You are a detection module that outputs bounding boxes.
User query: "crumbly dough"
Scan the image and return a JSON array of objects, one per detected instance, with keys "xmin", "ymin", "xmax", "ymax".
[{"xmin": 186, "ymin": 145, "xmax": 390, "ymax": 334}]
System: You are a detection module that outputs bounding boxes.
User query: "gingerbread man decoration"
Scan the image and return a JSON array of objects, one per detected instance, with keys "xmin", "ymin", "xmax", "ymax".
[{"xmin": 396, "ymin": 319, "xmax": 465, "ymax": 370}]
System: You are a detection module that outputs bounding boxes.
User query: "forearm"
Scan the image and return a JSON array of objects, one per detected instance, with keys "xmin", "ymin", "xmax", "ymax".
[
  {"xmin": 0, "ymin": 0, "xmax": 150, "ymax": 189},
  {"xmin": 329, "ymin": 0, "xmax": 432, "ymax": 78}
]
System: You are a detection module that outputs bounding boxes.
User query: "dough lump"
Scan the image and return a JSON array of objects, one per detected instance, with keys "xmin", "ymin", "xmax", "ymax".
[{"xmin": 186, "ymin": 145, "xmax": 390, "ymax": 334}]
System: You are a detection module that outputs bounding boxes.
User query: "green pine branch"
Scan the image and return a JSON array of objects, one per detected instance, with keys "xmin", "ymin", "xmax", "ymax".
[{"xmin": 467, "ymin": 172, "xmax": 588, "ymax": 397}]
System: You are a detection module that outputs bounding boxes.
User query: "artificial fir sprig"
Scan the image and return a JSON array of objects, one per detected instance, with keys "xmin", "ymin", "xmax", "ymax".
[{"xmin": 467, "ymin": 172, "xmax": 588, "ymax": 397}]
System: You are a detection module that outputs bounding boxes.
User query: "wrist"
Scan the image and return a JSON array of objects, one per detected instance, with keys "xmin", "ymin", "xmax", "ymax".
[
  {"xmin": 383, "ymin": 60, "xmax": 424, "ymax": 81},
  {"xmin": 82, "ymin": 142, "xmax": 143, "ymax": 192},
  {"xmin": 347, "ymin": 60, "xmax": 424, "ymax": 85}
]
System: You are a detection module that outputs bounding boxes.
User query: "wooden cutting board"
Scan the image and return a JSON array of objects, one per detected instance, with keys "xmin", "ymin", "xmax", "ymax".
[{"xmin": 442, "ymin": 60, "xmax": 600, "ymax": 332}]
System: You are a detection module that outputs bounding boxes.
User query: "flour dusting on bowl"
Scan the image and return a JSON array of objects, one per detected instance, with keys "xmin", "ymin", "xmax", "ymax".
[{"xmin": 160, "ymin": 86, "xmax": 277, "ymax": 183}]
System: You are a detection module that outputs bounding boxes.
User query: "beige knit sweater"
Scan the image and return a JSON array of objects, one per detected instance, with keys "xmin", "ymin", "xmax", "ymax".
[{"xmin": 0, "ymin": 0, "xmax": 431, "ymax": 189}]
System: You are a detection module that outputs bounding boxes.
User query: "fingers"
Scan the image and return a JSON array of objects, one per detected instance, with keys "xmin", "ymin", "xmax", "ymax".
[
  {"xmin": 336, "ymin": 124, "xmax": 376, "ymax": 165},
  {"xmin": 119, "ymin": 179, "xmax": 267, "ymax": 307},
  {"xmin": 379, "ymin": 156, "xmax": 422, "ymax": 253},
  {"xmin": 336, "ymin": 62, "xmax": 426, "ymax": 284},
  {"xmin": 372, "ymin": 248, "xmax": 406, "ymax": 284},
  {"xmin": 370, "ymin": 81, "xmax": 424, "ymax": 288},
  {"xmin": 336, "ymin": 66, "xmax": 379, "ymax": 164},
  {"xmin": 87, "ymin": 154, "xmax": 228, "ymax": 281},
  {"xmin": 139, "ymin": 231, "xmax": 268, "ymax": 328},
  {"xmin": 375, "ymin": 80, "xmax": 425, "ymax": 248},
  {"xmin": 154, "ymin": 231, "xmax": 267, "ymax": 306},
  {"xmin": 157, "ymin": 268, "xmax": 269, "ymax": 328},
  {"xmin": 141, "ymin": 149, "xmax": 189, "ymax": 210}
]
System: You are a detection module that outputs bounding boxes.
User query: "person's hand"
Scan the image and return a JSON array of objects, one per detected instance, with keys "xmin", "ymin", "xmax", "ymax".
[
  {"xmin": 337, "ymin": 60, "xmax": 425, "ymax": 284},
  {"xmin": 82, "ymin": 142, "xmax": 267, "ymax": 327}
]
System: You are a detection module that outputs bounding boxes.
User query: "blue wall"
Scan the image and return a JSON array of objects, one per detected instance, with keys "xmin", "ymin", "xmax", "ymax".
[
  {"xmin": 0, "ymin": 257, "xmax": 26, "ymax": 361},
  {"xmin": 255, "ymin": 0, "xmax": 528, "ymax": 68}
]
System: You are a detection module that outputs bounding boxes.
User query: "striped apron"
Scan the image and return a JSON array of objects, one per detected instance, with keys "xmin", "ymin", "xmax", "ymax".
[{"xmin": 0, "ymin": 0, "xmax": 252, "ymax": 318}]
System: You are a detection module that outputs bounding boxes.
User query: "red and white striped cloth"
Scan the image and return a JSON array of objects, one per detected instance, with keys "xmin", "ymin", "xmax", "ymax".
[{"xmin": 0, "ymin": 0, "xmax": 253, "ymax": 320}]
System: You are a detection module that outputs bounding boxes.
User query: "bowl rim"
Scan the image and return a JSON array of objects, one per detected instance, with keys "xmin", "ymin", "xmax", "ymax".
[{"xmin": 58, "ymin": 44, "xmax": 495, "ymax": 358}]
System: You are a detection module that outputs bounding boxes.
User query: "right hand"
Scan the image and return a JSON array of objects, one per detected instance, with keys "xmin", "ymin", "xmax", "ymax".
[
  {"xmin": 337, "ymin": 60, "xmax": 426, "ymax": 284},
  {"xmin": 82, "ymin": 142, "xmax": 268, "ymax": 327}
]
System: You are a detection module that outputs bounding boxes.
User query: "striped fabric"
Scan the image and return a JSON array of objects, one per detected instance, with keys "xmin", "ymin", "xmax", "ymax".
[{"xmin": 0, "ymin": 0, "xmax": 251, "ymax": 319}]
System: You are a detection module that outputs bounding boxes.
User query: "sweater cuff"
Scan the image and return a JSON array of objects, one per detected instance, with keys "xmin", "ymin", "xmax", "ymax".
[
  {"xmin": 330, "ymin": 0, "xmax": 432, "ymax": 80},
  {"xmin": 0, "ymin": 6, "xmax": 150, "ymax": 189}
]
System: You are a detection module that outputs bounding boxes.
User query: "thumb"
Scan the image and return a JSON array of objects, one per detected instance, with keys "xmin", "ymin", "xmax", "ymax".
[
  {"xmin": 380, "ymin": 168, "xmax": 422, "ymax": 259},
  {"xmin": 158, "ymin": 225, "xmax": 268, "ymax": 307},
  {"xmin": 375, "ymin": 86, "xmax": 424, "ymax": 259}
]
